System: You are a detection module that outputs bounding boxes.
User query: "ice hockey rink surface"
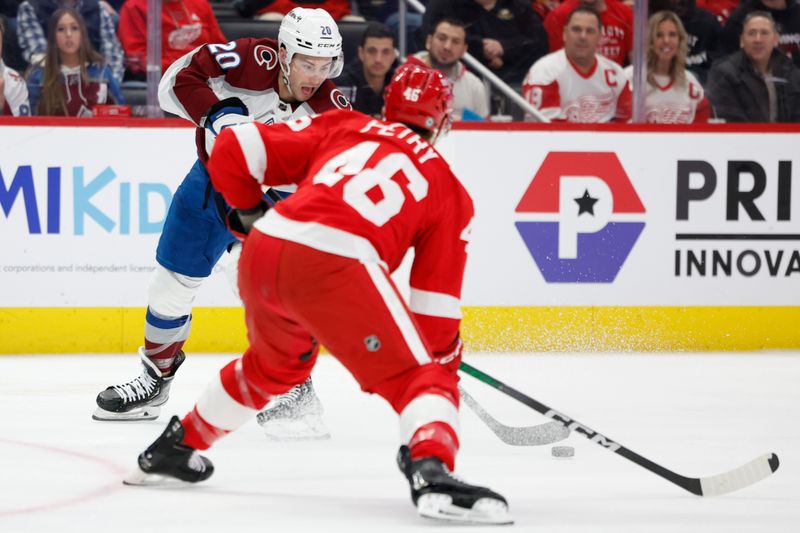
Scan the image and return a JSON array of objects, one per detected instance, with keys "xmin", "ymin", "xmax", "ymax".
[{"xmin": 1, "ymin": 352, "xmax": 798, "ymax": 533}]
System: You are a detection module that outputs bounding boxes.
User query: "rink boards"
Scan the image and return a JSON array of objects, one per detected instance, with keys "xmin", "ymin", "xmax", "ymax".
[{"xmin": 1, "ymin": 119, "xmax": 799, "ymax": 352}]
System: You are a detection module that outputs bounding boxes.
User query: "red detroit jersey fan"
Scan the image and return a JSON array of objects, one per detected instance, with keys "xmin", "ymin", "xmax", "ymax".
[
  {"xmin": 208, "ymin": 109, "xmax": 474, "ymax": 353},
  {"xmin": 544, "ymin": 0, "xmax": 633, "ymax": 66},
  {"xmin": 523, "ymin": 49, "xmax": 632, "ymax": 122},
  {"xmin": 159, "ymin": 37, "xmax": 350, "ymax": 162}
]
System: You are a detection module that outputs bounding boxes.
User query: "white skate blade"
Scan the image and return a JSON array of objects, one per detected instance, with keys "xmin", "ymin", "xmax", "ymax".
[
  {"xmin": 417, "ymin": 493, "xmax": 514, "ymax": 525},
  {"xmin": 259, "ymin": 416, "xmax": 331, "ymax": 441},
  {"xmin": 92, "ymin": 405, "xmax": 161, "ymax": 421},
  {"xmin": 122, "ymin": 465, "xmax": 196, "ymax": 487}
]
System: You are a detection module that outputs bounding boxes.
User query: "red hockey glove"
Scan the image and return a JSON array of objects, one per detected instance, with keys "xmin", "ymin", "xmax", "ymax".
[
  {"xmin": 432, "ymin": 334, "xmax": 463, "ymax": 374},
  {"xmin": 226, "ymin": 201, "xmax": 269, "ymax": 241}
]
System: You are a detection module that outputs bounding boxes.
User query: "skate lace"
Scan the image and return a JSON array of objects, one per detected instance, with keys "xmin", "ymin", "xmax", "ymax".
[
  {"xmin": 112, "ymin": 369, "xmax": 158, "ymax": 403},
  {"xmin": 273, "ymin": 383, "xmax": 303, "ymax": 407}
]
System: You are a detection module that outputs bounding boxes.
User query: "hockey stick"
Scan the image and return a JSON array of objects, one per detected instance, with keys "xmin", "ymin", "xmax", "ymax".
[
  {"xmin": 459, "ymin": 361, "xmax": 780, "ymax": 496},
  {"xmin": 459, "ymin": 386, "xmax": 570, "ymax": 446},
  {"xmin": 265, "ymin": 187, "xmax": 284, "ymax": 204}
]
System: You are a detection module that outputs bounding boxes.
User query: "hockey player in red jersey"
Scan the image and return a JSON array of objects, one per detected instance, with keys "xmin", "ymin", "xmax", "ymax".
[
  {"xmin": 93, "ymin": 8, "xmax": 350, "ymax": 441},
  {"xmin": 123, "ymin": 65, "xmax": 513, "ymax": 525}
]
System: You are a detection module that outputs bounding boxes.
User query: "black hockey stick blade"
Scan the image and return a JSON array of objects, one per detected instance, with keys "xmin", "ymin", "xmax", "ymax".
[
  {"xmin": 459, "ymin": 361, "xmax": 780, "ymax": 496},
  {"xmin": 459, "ymin": 386, "xmax": 570, "ymax": 446}
]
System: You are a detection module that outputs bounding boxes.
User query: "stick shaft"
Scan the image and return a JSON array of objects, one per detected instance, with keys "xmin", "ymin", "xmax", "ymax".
[{"xmin": 459, "ymin": 361, "xmax": 703, "ymax": 494}]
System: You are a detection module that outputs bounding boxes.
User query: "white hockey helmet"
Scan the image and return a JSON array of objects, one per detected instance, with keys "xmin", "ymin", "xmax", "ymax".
[{"xmin": 278, "ymin": 8, "xmax": 344, "ymax": 79}]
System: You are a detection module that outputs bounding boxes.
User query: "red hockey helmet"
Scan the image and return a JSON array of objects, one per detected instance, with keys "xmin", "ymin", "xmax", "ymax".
[{"xmin": 383, "ymin": 64, "xmax": 453, "ymax": 142}]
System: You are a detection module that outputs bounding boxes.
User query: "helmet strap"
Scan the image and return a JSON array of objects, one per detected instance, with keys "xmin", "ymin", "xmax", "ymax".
[
  {"xmin": 429, "ymin": 114, "xmax": 451, "ymax": 146},
  {"xmin": 278, "ymin": 55, "xmax": 295, "ymax": 99}
]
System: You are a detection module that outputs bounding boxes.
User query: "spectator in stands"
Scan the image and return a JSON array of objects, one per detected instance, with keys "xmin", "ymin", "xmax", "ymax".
[
  {"xmin": 625, "ymin": 10, "xmax": 709, "ymax": 123},
  {"xmin": 650, "ymin": 0, "xmax": 722, "ymax": 85},
  {"xmin": 405, "ymin": 17, "xmax": 489, "ymax": 120},
  {"xmin": 720, "ymin": 1, "xmax": 800, "ymax": 67},
  {"xmin": 118, "ymin": 0, "xmax": 226, "ymax": 79},
  {"xmin": 335, "ymin": 22, "xmax": 397, "ymax": 117},
  {"xmin": 233, "ymin": 0, "xmax": 352, "ymax": 21},
  {"xmin": 1, "ymin": 14, "xmax": 31, "ymax": 114},
  {"xmin": 2, "ymin": 3, "xmax": 27, "ymax": 71},
  {"xmin": 1, "ymin": 0, "xmax": 22, "ymax": 24},
  {"xmin": 422, "ymin": 0, "xmax": 548, "ymax": 85},
  {"xmin": 522, "ymin": 5, "xmax": 631, "ymax": 122},
  {"xmin": 544, "ymin": 0, "xmax": 632, "ymax": 66},
  {"xmin": 1, "ymin": 1, "xmax": 21, "ymax": 19},
  {"xmin": 696, "ymin": 0, "xmax": 739, "ymax": 26},
  {"xmin": 26, "ymin": 7, "xmax": 123, "ymax": 115},
  {"xmin": 17, "ymin": 0, "xmax": 123, "ymax": 81},
  {"xmin": 708, "ymin": 11, "xmax": 800, "ymax": 122},
  {"xmin": 532, "ymin": 1, "xmax": 563, "ymax": 19}
]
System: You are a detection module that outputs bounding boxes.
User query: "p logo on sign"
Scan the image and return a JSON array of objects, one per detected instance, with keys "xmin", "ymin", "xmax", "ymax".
[{"xmin": 515, "ymin": 152, "xmax": 645, "ymax": 283}]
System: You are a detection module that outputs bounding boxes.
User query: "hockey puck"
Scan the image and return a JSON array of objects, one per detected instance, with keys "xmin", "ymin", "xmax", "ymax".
[{"xmin": 551, "ymin": 445, "xmax": 575, "ymax": 458}]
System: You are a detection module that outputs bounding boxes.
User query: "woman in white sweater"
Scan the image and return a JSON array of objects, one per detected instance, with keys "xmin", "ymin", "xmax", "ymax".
[{"xmin": 625, "ymin": 10, "xmax": 710, "ymax": 123}]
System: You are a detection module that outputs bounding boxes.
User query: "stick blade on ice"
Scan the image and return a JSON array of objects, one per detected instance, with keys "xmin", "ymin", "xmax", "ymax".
[{"xmin": 698, "ymin": 453, "xmax": 780, "ymax": 496}]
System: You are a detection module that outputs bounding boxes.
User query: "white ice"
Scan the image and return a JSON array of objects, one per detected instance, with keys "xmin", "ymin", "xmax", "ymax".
[{"xmin": 1, "ymin": 352, "xmax": 798, "ymax": 533}]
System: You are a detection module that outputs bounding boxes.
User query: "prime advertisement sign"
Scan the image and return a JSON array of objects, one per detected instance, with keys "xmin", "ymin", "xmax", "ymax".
[
  {"xmin": 514, "ymin": 151, "xmax": 646, "ymax": 283},
  {"xmin": 1, "ymin": 122, "xmax": 798, "ymax": 352},
  {"xmin": 438, "ymin": 128, "xmax": 799, "ymax": 306}
]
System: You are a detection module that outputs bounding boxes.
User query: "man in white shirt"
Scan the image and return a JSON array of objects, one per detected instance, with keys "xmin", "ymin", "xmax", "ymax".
[
  {"xmin": 405, "ymin": 17, "xmax": 489, "ymax": 120},
  {"xmin": 522, "ymin": 5, "xmax": 631, "ymax": 122}
]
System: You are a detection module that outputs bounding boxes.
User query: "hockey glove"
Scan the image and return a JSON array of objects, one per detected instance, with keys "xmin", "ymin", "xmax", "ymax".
[
  {"xmin": 432, "ymin": 334, "xmax": 463, "ymax": 374},
  {"xmin": 205, "ymin": 97, "xmax": 254, "ymax": 137},
  {"xmin": 226, "ymin": 201, "xmax": 269, "ymax": 241}
]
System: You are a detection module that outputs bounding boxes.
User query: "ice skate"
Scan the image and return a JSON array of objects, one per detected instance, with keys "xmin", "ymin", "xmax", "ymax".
[
  {"xmin": 124, "ymin": 416, "xmax": 213, "ymax": 486},
  {"xmin": 256, "ymin": 377, "xmax": 331, "ymax": 441},
  {"xmin": 397, "ymin": 445, "xmax": 513, "ymax": 525},
  {"xmin": 93, "ymin": 348, "xmax": 185, "ymax": 421}
]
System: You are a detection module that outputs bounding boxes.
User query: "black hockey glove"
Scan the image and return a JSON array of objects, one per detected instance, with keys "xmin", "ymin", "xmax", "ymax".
[
  {"xmin": 205, "ymin": 97, "xmax": 253, "ymax": 137},
  {"xmin": 227, "ymin": 201, "xmax": 269, "ymax": 241}
]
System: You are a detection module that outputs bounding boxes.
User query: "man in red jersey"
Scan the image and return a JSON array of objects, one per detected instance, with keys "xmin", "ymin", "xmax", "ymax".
[
  {"xmin": 93, "ymin": 8, "xmax": 350, "ymax": 441},
  {"xmin": 123, "ymin": 65, "xmax": 512, "ymax": 526},
  {"xmin": 544, "ymin": 0, "xmax": 633, "ymax": 66}
]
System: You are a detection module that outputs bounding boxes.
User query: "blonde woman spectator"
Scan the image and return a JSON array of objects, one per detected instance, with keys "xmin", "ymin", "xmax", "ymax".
[
  {"xmin": 624, "ymin": 10, "xmax": 709, "ymax": 123},
  {"xmin": 26, "ymin": 7, "xmax": 122, "ymax": 115}
]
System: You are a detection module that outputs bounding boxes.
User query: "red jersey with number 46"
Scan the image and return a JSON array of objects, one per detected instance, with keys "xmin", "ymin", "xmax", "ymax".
[
  {"xmin": 208, "ymin": 110, "xmax": 474, "ymax": 354},
  {"xmin": 159, "ymin": 37, "xmax": 350, "ymax": 162}
]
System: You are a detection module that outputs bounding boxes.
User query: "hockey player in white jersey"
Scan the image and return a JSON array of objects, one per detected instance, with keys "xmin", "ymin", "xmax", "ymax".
[{"xmin": 92, "ymin": 8, "xmax": 350, "ymax": 441}]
